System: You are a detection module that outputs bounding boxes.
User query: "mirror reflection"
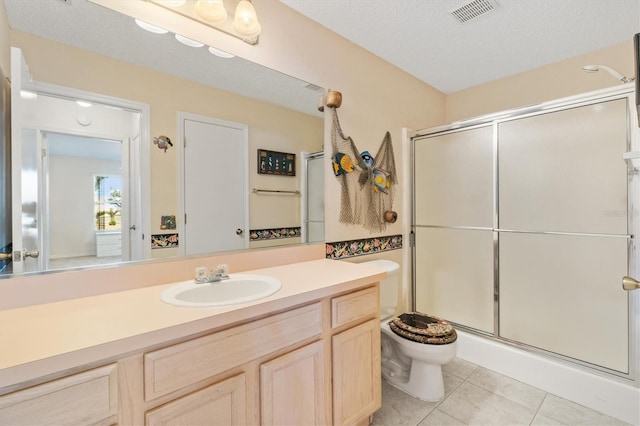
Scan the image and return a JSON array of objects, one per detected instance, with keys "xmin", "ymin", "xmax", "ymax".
[{"xmin": 1, "ymin": 0, "xmax": 325, "ymax": 277}]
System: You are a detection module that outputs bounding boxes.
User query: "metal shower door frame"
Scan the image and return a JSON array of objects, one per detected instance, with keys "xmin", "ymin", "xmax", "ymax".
[{"xmin": 410, "ymin": 84, "xmax": 639, "ymax": 383}]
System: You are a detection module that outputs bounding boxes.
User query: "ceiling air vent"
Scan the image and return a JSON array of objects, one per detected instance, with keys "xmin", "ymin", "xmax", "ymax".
[{"xmin": 449, "ymin": 0, "xmax": 499, "ymax": 24}]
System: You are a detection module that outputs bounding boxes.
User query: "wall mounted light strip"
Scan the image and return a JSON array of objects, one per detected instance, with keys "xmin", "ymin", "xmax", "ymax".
[{"xmin": 146, "ymin": 0, "xmax": 261, "ymax": 45}]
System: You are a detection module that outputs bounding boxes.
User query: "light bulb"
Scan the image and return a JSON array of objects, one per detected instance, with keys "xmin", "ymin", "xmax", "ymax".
[
  {"xmin": 195, "ymin": 0, "xmax": 227, "ymax": 23},
  {"xmin": 233, "ymin": 0, "xmax": 261, "ymax": 38}
]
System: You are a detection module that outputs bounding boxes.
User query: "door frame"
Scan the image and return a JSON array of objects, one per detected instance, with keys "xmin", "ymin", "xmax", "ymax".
[
  {"xmin": 177, "ymin": 112, "xmax": 249, "ymax": 257},
  {"xmin": 16, "ymin": 78, "xmax": 151, "ymax": 264}
]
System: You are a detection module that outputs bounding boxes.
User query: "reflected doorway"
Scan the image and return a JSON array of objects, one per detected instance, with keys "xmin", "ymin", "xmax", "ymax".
[
  {"xmin": 8, "ymin": 46, "xmax": 149, "ymax": 274},
  {"xmin": 46, "ymin": 133, "xmax": 126, "ymax": 270}
]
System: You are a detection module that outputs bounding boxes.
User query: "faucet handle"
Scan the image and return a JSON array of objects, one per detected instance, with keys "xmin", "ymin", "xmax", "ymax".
[
  {"xmin": 195, "ymin": 266, "xmax": 210, "ymax": 283},
  {"xmin": 216, "ymin": 264, "xmax": 229, "ymax": 275}
]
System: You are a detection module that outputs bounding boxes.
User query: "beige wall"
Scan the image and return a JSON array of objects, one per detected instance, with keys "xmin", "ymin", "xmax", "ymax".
[{"xmin": 445, "ymin": 41, "xmax": 634, "ymax": 122}]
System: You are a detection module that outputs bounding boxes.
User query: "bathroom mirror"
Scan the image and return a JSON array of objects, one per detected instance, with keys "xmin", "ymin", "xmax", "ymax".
[{"xmin": 1, "ymin": 0, "xmax": 325, "ymax": 277}]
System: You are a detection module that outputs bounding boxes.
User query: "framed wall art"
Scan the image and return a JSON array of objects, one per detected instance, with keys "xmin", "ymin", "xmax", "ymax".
[{"xmin": 258, "ymin": 149, "xmax": 296, "ymax": 176}]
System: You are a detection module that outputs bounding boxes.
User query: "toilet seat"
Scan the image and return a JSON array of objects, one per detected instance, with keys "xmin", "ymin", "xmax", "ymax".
[{"xmin": 389, "ymin": 312, "xmax": 457, "ymax": 345}]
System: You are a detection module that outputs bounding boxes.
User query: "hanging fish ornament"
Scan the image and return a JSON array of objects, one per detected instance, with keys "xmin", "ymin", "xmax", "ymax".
[
  {"xmin": 153, "ymin": 135, "xmax": 173, "ymax": 153},
  {"xmin": 372, "ymin": 168, "xmax": 391, "ymax": 193},
  {"xmin": 360, "ymin": 150, "xmax": 374, "ymax": 168},
  {"xmin": 332, "ymin": 152, "xmax": 355, "ymax": 176}
]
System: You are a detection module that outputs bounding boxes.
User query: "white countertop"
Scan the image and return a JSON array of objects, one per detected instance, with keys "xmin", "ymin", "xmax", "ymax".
[{"xmin": 0, "ymin": 259, "xmax": 386, "ymax": 391}]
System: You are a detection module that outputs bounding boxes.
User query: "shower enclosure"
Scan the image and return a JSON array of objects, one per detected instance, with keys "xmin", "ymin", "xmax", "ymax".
[{"xmin": 411, "ymin": 85, "xmax": 639, "ymax": 382}]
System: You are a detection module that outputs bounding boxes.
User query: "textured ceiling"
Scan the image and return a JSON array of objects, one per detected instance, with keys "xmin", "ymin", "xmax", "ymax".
[
  {"xmin": 5, "ymin": 0, "xmax": 639, "ymax": 104},
  {"xmin": 281, "ymin": 0, "xmax": 640, "ymax": 93}
]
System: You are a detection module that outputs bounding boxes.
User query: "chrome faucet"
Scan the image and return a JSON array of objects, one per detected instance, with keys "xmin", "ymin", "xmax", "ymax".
[{"xmin": 195, "ymin": 264, "xmax": 230, "ymax": 284}]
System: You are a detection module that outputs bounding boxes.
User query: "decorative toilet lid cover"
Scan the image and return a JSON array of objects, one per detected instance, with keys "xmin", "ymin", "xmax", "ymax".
[{"xmin": 389, "ymin": 312, "xmax": 457, "ymax": 345}]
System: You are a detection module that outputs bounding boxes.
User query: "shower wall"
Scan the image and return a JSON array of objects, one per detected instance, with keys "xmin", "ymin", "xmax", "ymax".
[{"xmin": 413, "ymin": 88, "xmax": 636, "ymax": 377}]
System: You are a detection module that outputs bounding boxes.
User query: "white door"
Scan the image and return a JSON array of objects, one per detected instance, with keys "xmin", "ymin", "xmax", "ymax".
[
  {"xmin": 181, "ymin": 114, "xmax": 248, "ymax": 256},
  {"xmin": 10, "ymin": 47, "xmax": 43, "ymax": 273}
]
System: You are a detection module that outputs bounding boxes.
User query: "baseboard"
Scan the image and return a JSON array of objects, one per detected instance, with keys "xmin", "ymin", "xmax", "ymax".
[{"xmin": 456, "ymin": 330, "xmax": 640, "ymax": 425}]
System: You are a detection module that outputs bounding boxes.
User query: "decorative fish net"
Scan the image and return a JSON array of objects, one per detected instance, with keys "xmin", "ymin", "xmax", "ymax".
[
  {"xmin": 330, "ymin": 107, "xmax": 397, "ymax": 231},
  {"xmin": 361, "ymin": 131, "xmax": 397, "ymax": 232},
  {"xmin": 330, "ymin": 107, "xmax": 363, "ymax": 224}
]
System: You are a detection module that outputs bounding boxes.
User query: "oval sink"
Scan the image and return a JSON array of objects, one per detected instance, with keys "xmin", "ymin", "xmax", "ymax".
[{"xmin": 161, "ymin": 274, "xmax": 282, "ymax": 307}]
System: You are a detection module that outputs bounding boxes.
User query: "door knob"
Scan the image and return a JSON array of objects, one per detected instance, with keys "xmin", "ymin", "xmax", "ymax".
[
  {"xmin": 622, "ymin": 276, "xmax": 640, "ymax": 291},
  {"xmin": 0, "ymin": 252, "xmax": 11, "ymax": 261},
  {"xmin": 236, "ymin": 228, "xmax": 244, "ymax": 235},
  {"xmin": 23, "ymin": 249, "xmax": 40, "ymax": 259}
]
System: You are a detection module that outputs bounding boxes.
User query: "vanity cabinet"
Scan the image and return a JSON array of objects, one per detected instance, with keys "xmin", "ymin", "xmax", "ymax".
[
  {"xmin": 260, "ymin": 341, "xmax": 328, "ymax": 425},
  {"xmin": 1, "ymin": 281, "xmax": 381, "ymax": 426},
  {"xmin": 330, "ymin": 287, "xmax": 382, "ymax": 425},
  {"xmin": 332, "ymin": 319, "xmax": 381, "ymax": 425},
  {"xmin": 146, "ymin": 374, "xmax": 247, "ymax": 426},
  {"xmin": 0, "ymin": 364, "xmax": 118, "ymax": 426}
]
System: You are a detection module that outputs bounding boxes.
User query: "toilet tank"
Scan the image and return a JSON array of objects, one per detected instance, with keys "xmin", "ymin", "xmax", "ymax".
[{"xmin": 359, "ymin": 259, "xmax": 400, "ymax": 320}]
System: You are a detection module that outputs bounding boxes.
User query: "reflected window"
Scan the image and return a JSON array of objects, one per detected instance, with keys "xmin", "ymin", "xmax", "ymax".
[{"xmin": 94, "ymin": 175, "xmax": 122, "ymax": 231}]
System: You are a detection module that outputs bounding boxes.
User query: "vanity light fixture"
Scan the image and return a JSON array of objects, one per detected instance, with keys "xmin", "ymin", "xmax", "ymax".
[
  {"xmin": 208, "ymin": 46, "xmax": 234, "ymax": 58},
  {"xmin": 195, "ymin": 0, "xmax": 227, "ymax": 23},
  {"xmin": 147, "ymin": 0, "xmax": 261, "ymax": 45},
  {"xmin": 135, "ymin": 18, "xmax": 169, "ymax": 34},
  {"xmin": 175, "ymin": 33, "xmax": 205, "ymax": 47}
]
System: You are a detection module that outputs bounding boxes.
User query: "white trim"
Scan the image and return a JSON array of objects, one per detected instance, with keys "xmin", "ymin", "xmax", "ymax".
[{"xmin": 457, "ymin": 331, "xmax": 640, "ymax": 425}]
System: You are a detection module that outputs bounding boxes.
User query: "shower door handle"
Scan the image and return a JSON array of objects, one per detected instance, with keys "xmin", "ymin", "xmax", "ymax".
[{"xmin": 622, "ymin": 276, "xmax": 640, "ymax": 291}]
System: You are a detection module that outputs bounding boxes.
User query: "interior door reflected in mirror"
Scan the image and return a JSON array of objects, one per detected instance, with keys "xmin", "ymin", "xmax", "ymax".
[{"xmin": 1, "ymin": 0, "xmax": 325, "ymax": 277}]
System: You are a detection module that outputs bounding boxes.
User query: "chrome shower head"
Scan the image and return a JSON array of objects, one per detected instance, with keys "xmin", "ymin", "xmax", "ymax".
[{"xmin": 582, "ymin": 64, "xmax": 633, "ymax": 83}]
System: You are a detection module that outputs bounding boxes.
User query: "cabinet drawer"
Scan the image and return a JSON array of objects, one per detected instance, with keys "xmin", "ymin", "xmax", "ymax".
[
  {"xmin": 146, "ymin": 373, "xmax": 246, "ymax": 426},
  {"xmin": 331, "ymin": 286, "xmax": 379, "ymax": 328},
  {"xmin": 0, "ymin": 364, "xmax": 118, "ymax": 426},
  {"xmin": 144, "ymin": 302, "xmax": 322, "ymax": 400}
]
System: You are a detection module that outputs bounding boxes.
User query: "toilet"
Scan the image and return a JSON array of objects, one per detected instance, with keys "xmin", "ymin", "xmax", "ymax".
[{"xmin": 360, "ymin": 259, "xmax": 457, "ymax": 402}]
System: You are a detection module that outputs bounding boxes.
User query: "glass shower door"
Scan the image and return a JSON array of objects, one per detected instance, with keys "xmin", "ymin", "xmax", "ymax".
[
  {"xmin": 413, "ymin": 125, "xmax": 495, "ymax": 334},
  {"xmin": 497, "ymin": 99, "xmax": 630, "ymax": 373}
]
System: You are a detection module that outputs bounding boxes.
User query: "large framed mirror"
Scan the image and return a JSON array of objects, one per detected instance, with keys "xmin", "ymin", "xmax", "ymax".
[{"xmin": 0, "ymin": 0, "xmax": 325, "ymax": 277}]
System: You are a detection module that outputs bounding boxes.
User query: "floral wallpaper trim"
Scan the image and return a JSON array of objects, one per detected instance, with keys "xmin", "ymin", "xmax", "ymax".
[
  {"xmin": 326, "ymin": 234, "xmax": 402, "ymax": 259},
  {"xmin": 151, "ymin": 233, "xmax": 179, "ymax": 249},
  {"xmin": 250, "ymin": 227, "xmax": 302, "ymax": 241}
]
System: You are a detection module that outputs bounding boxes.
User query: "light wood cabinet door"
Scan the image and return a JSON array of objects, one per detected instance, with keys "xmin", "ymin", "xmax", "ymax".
[
  {"xmin": 145, "ymin": 373, "xmax": 246, "ymax": 426},
  {"xmin": 260, "ymin": 341, "xmax": 327, "ymax": 425},
  {"xmin": 0, "ymin": 364, "xmax": 118, "ymax": 426},
  {"xmin": 332, "ymin": 318, "xmax": 381, "ymax": 426}
]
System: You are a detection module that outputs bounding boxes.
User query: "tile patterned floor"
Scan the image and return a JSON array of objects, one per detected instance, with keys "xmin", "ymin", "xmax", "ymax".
[{"xmin": 372, "ymin": 358, "xmax": 632, "ymax": 426}]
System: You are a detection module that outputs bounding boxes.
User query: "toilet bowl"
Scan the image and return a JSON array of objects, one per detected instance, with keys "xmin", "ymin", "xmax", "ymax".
[{"xmin": 359, "ymin": 259, "xmax": 458, "ymax": 402}]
